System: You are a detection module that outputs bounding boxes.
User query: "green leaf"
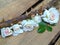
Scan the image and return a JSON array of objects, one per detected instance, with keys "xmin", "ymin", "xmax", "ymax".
[
  {"xmin": 37, "ymin": 22, "xmax": 52, "ymax": 33},
  {"xmin": 47, "ymin": 26, "xmax": 52, "ymax": 32},
  {"xmin": 37, "ymin": 27, "xmax": 46, "ymax": 33},
  {"xmin": 39, "ymin": 22, "xmax": 47, "ymax": 26},
  {"xmin": 39, "ymin": 22, "xmax": 47, "ymax": 29}
]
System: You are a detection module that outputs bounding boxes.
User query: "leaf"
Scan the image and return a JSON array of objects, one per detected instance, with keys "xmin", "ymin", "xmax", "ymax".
[
  {"xmin": 47, "ymin": 26, "xmax": 52, "ymax": 32},
  {"xmin": 39, "ymin": 22, "xmax": 47, "ymax": 27},
  {"xmin": 37, "ymin": 22, "xmax": 52, "ymax": 33},
  {"xmin": 37, "ymin": 22, "xmax": 47, "ymax": 33},
  {"xmin": 39, "ymin": 22, "xmax": 47, "ymax": 29},
  {"xmin": 37, "ymin": 27, "xmax": 46, "ymax": 33}
]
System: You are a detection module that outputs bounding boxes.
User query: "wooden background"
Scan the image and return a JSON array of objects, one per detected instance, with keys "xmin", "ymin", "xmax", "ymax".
[
  {"xmin": 0, "ymin": 0, "xmax": 38, "ymax": 22},
  {"xmin": 0, "ymin": 0, "xmax": 60, "ymax": 45}
]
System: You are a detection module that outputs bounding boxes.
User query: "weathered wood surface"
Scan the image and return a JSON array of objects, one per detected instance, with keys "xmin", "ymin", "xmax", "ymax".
[
  {"xmin": 0, "ymin": 0, "xmax": 56, "ymax": 28},
  {"xmin": 55, "ymin": 38, "xmax": 60, "ymax": 45},
  {"xmin": 0, "ymin": 0, "xmax": 60, "ymax": 45},
  {"xmin": 0, "ymin": 0, "xmax": 38, "ymax": 22},
  {"xmin": 0, "ymin": 22, "xmax": 60, "ymax": 45}
]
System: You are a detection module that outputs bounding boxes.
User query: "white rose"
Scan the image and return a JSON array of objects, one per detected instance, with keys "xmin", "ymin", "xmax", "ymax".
[
  {"xmin": 10, "ymin": 24, "xmax": 23, "ymax": 36},
  {"xmin": 42, "ymin": 7, "xmax": 59, "ymax": 24},
  {"xmin": 21, "ymin": 20, "xmax": 38, "ymax": 32},
  {"xmin": 21, "ymin": 20, "xmax": 27, "ymax": 25},
  {"xmin": 1, "ymin": 27, "xmax": 13, "ymax": 38},
  {"xmin": 1, "ymin": 28, "xmax": 7, "ymax": 38},
  {"xmin": 32, "ymin": 13, "xmax": 42, "ymax": 23}
]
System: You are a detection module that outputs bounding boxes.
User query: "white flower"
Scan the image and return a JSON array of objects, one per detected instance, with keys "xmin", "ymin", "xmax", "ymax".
[
  {"xmin": 29, "ymin": 20, "xmax": 39, "ymax": 27},
  {"xmin": 32, "ymin": 13, "xmax": 42, "ymax": 23},
  {"xmin": 42, "ymin": 7, "xmax": 59, "ymax": 24},
  {"xmin": 21, "ymin": 20, "xmax": 38, "ymax": 32},
  {"xmin": 1, "ymin": 27, "xmax": 13, "ymax": 38},
  {"xmin": 21, "ymin": 20, "xmax": 27, "ymax": 26},
  {"xmin": 10, "ymin": 24, "xmax": 23, "ymax": 36}
]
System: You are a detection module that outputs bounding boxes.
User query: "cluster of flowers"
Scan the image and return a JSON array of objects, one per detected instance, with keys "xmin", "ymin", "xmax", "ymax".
[{"xmin": 1, "ymin": 7, "xmax": 59, "ymax": 38}]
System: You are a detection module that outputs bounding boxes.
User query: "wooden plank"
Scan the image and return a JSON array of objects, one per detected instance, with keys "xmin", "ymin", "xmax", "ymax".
[
  {"xmin": 0, "ymin": 0, "xmax": 43, "ymax": 28},
  {"xmin": 0, "ymin": 21, "xmax": 60, "ymax": 45},
  {"xmin": 0, "ymin": 0, "xmax": 55, "ymax": 28},
  {"xmin": 49, "ymin": 31, "xmax": 60, "ymax": 45},
  {"xmin": 55, "ymin": 38, "xmax": 60, "ymax": 45},
  {"xmin": 0, "ymin": 0, "xmax": 38, "ymax": 22},
  {"xmin": 0, "ymin": 0, "xmax": 60, "ymax": 45}
]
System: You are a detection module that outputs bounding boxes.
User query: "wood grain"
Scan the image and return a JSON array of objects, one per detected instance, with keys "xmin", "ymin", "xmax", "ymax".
[
  {"xmin": 0, "ymin": 0, "xmax": 38, "ymax": 22},
  {"xmin": 0, "ymin": 0, "xmax": 60, "ymax": 45}
]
